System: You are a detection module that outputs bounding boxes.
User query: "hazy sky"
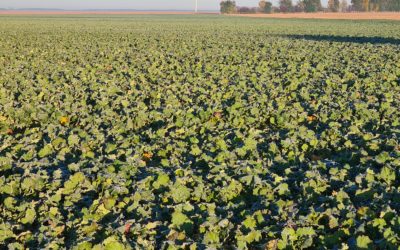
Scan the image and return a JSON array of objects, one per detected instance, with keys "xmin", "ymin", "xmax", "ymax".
[{"xmin": 0, "ymin": 0, "xmax": 329, "ymax": 10}]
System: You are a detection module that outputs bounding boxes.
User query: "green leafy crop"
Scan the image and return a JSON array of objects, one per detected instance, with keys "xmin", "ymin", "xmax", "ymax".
[{"xmin": 0, "ymin": 15, "xmax": 399, "ymax": 249}]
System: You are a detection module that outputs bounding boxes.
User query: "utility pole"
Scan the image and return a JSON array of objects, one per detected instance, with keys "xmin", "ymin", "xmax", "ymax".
[{"xmin": 195, "ymin": 0, "xmax": 198, "ymax": 13}]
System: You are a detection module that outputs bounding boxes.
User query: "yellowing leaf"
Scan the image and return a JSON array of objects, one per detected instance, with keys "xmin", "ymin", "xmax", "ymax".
[
  {"xmin": 143, "ymin": 152, "xmax": 153, "ymax": 160},
  {"xmin": 307, "ymin": 115, "xmax": 317, "ymax": 122},
  {"xmin": 59, "ymin": 116, "xmax": 69, "ymax": 126}
]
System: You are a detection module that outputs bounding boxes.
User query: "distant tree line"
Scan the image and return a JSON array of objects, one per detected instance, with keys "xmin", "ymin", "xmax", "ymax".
[
  {"xmin": 351, "ymin": 0, "xmax": 400, "ymax": 11},
  {"xmin": 220, "ymin": 0, "xmax": 400, "ymax": 14}
]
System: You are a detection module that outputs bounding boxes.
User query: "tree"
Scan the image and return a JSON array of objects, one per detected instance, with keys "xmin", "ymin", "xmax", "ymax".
[
  {"xmin": 328, "ymin": 0, "xmax": 341, "ymax": 11},
  {"xmin": 279, "ymin": 0, "xmax": 293, "ymax": 12},
  {"xmin": 237, "ymin": 6, "xmax": 257, "ymax": 13},
  {"xmin": 388, "ymin": 0, "xmax": 400, "ymax": 11},
  {"xmin": 303, "ymin": 0, "xmax": 322, "ymax": 12},
  {"xmin": 362, "ymin": 0, "xmax": 370, "ymax": 11},
  {"xmin": 339, "ymin": 0, "xmax": 349, "ymax": 11},
  {"xmin": 259, "ymin": 0, "xmax": 273, "ymax": 13},
  {"xmin": 351, "ymin": 0, "xmax": 364, "ymax": 11},
  {"xmin": 369, "ymin": 0, "xmax": 379, "ymax": 11},
  {"xmin": 351, "ymin": 0, "xmax": 399, "ymax": 11},
  {"xmin": 220, "ymin": 0, "xmax": 237, "ymax": 14},
  {"xmin": 294, "ymin": 1, "xmax": 306, "ymax": 12},
  {"xmin": 379, "ymin": 0, "xmax": 400, "ymax": 11}
]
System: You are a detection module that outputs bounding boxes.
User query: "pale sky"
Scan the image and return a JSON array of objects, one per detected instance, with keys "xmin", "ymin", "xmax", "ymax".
[{"xmin": 0, "ymin": 0, "xmax": 329, "ymax": 10}]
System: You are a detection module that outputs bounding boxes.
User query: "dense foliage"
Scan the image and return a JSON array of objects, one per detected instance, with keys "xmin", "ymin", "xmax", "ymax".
[
  {"xmin": 328, "ymin": 0, "xmax": 341, "ymax": 12},
  {"xmin": 220, "ymin": 1, "xmax": 237, "ymax": 14},
  {"xmin": 303, "ymin": 0, "xmax": 323, "ymax": 12},
  {"xmin": 0, "ymin": 15, "xmax": 400, "ymax": 249},
  {"xmin": 351, "ymin": 0, "xmax": 400, "ymax": 11},
  {"xmin": 259, "ymin": 0, "xmax": 274, "ymax": 13},
  {"xmin": 279, "ymin": 0, "xmax": 295, "ymax": 12}
]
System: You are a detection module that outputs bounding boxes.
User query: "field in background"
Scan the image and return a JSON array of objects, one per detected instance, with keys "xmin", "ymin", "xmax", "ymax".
[
  {"xmin": 0, "ymin": 11, "xmax": 212, "ymax": 15},
  {"xmin": 1, "ymin": 11, "xmax": 400, "ymax": 20},
  {"xmin": 0, "ymin": 15, "xmax": 399, "ymax": 249}
]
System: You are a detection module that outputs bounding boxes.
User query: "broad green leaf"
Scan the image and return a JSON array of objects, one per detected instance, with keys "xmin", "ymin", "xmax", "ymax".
[
  {"xmin": 38, "ymin": 144, "xmax": 53, "ymax": 158},
  {"xmin": 170, "ymin": 184, "xmax": 191, "ymax": 203},
  {"xmin": 356, "ymin": 235, "xmax": 372, "ymax": 249},
  {"xmin": 21, "ymin": 208, "xmax": 36, "ymax": 224}
]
